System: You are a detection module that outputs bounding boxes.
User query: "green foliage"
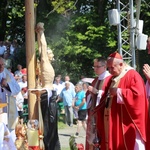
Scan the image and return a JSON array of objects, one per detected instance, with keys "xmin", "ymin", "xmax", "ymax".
[
  {"xmin": 0, "ymin": 0, "xmax": 25, "ymax": 41},
  {"xmin": 52, "ymin": 0, "xmax": 76, "ymax": 15},
  {"xmin": 0, "ymin": 0, "xmax": 150, "ymax": 82},
  {"xmin": 38, "ymin": 1, "xmax": 117, "ymax": 82}
]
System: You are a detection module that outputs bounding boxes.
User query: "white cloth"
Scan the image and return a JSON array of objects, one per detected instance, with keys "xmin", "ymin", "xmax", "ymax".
[
  {"xmin": 15, "ymin": 92, "xmax": 24, "ymax": 111},
  {"xmin": 98, "ymin": 70, "xmax": 110, "ymax": 80},
  {"xmin": 96, "ymin": 90, "xmax": 104, "ymax": 106},
  {"xmin": 97, "ymin": 71, "xmax": 110, "ymax": 104},
  {"xmin": 0, "ymin": 122, "xmax": 16, "ymax": 150},
  {"xmin": 0, "ymin": 113, "xmax": 8, "ymax": 125},
  {"xmin": 0, "ymin": 68, "xmax": 20, "ymax": 97},
  {"xmin": 81, "ymin": 78, "xmax": 94, "ymax": 84},
  {"xmin": 53, "ymin": 83, "xmax": 63, "ymax": 95},
  {"xmin": 18, "ymin": 81, "xmax": 27, "ymax": 90},
  {"xmin": 10, "ymin": 130, "xmax": 16, "ymax": 143},
  {"xmin": 0, "ymin": 68, "xmax": 20, "ymax": 129},
  {"xmin": 0, "ymin": 68, "xmax": 20, "ymax": 109}
]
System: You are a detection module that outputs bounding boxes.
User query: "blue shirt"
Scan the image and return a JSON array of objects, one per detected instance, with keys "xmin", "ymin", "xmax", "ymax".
[
  {"xmin": 75, "ymin": 90, "xmax": 86, "ymax": 110},
  {"xmin": 59, "ymin": 88, "xmax": 75, "ymax": 106}
]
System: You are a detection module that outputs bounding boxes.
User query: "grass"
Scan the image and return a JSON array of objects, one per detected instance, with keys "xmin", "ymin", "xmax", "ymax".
[
  {"xmin": 58, "ymin": 114, "xmax": 72, "ymax": 150},
  {"xmin": 57, "ymin": 114, "xmax": 77, "ymax": 129},
  {"xmin": 58, "ymin": 113, "xmax": 66, "ymax": 129},
  {"xmin": 58, "ymin": 120, "xmax": 67, "ymax": 129}
]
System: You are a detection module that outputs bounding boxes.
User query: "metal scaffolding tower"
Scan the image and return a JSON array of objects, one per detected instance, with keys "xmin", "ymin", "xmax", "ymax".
[{"xmin": 116, "ymin": 0, "xmax": 141, "ymax": 68}]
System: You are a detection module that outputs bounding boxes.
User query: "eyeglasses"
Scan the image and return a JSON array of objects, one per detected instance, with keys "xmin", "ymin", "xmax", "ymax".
[{"xmin": 92, "ymin": 65, "xmax": 104, "ymax": 69}]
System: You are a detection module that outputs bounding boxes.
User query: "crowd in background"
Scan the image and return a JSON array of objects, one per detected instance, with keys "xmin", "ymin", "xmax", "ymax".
[
  {"xmin": 53, "ymin": 74, "xmax": 88, "ymax": 137},
  {"xmin": 0, "ymin": 40, "xmax": 20, "ymax": 70}
]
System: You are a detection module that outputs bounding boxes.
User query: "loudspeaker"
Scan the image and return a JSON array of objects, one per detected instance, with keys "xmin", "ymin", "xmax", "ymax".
[
  {"xmin": 134, "ymin": 19, "xmax": 143, "ymax": 34},
  {"xmin": 136, "ymin": 33, "xmax": 148, "ymax": 50},
  {"xmin": 108, "ymin": 9, "xmax": 120, "ymax": 26}
]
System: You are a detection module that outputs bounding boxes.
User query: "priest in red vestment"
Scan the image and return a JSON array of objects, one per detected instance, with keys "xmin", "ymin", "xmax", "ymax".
[{"xmin": 96, "ymin": 52, "xmax": 149, "ymax": 150}]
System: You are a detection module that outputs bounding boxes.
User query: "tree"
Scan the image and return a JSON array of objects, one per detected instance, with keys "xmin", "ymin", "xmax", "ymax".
[
  {"xmin": 0, "ymin": 0, "xmax": 150, "ymax": 81},
  {"xmin": 0, "ymin": 0, "xmax": 25, "ymax": 42},
  {"xmin": 36, "ymin": 0, "xmax": 117, "ymax": 82}
]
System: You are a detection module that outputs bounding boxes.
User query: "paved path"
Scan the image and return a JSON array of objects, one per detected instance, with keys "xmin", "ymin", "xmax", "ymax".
[{"xmin": 58, "ymin": 124, "xmax": 86, "ymax": 149}]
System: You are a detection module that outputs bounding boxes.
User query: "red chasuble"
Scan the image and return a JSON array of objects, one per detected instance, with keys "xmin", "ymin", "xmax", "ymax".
[{"xmin": 97, "ymin": 69, "xmax": 149, "ymax": 150}]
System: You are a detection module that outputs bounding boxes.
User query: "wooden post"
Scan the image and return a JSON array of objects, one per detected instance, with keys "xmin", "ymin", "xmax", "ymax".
[{"xmin": 25, "ymin": 0, "xmax": 38, "ymax": 119}]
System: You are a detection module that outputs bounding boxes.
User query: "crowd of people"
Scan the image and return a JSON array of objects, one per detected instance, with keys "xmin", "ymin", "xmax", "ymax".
[
  {"xmin": 1, "ymin": 49, "xmax": 150, "ymax": 150},
  {"xmin": 54, "ymin": 75, "xmax": 88, "ymax": 135},
  {"xmin": 0, "ymin": 40, "xmax": 20, "ymax": 70}
]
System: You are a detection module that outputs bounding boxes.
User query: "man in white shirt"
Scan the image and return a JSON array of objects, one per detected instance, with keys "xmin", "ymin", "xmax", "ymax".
[
  {"xmin": 18, "ymin": 75, "xmax": 27, "ymax": 90},
  {"xmin": 53, "ymin": 76, "xmax": 64, "ymax": 96}
]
